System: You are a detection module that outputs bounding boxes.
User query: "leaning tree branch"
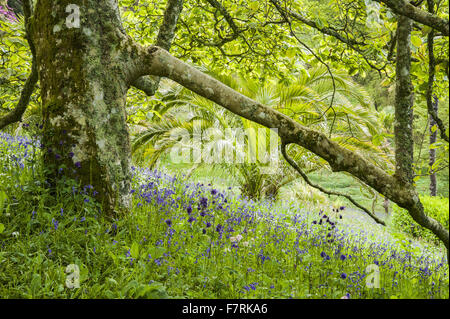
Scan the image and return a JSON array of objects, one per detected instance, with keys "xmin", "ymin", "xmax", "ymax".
[
  {"xmin": 130, "ymin": 0, "xmax": 184, "ymax": 96},
  {"xmin": 281, "ymin": 142, "xmax": 386, "ymax": 225},
  {"xmin": 374, "ymin": 0, "xmax": 449, "ymax": 36},
  {"xmin": 132, "ymin": 45, "xmax": 449, "ymax": 252},
  {"xmin": 135, "ymin": 46, "xmax": 409, "ymax": 200},
  {"xmin": 426, "ymin": 2, "xmax": 449, "ymax": 143},
  {"xmin": 0, "ymin": 0, "xmax": 38, "ymax": 130}
]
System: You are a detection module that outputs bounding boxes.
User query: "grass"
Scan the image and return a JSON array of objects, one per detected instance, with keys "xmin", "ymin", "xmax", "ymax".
[
  {"xmin": 158, "ymin": 157, "xmax": 449, "ymax": 216},
  {"xmin": 307, "ymin": 170, "xmax": 449, "ymax": 213},
  {"xmin": 0, "ymin": 133, "xmax": 448, "ymax": 299}
]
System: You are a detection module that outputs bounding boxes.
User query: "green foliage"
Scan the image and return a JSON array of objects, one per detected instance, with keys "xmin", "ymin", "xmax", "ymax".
[
  {"xmin": 0, "ymin": 132, "xmax": 448, "ymax": 299},
  {"xmin": 0, "ymin": 0, "xmax": 449, "ymax": 300},
  {"xmin": 131, "ymin": 66, "xmax": 391, "ymax": 200},
  {"xmin": 0, "ymin": 10, "xmax": 41, "ymax": 134},
  {"xmin": 391, "ymin": 196, "xmax": 449, "ymax": 246}
]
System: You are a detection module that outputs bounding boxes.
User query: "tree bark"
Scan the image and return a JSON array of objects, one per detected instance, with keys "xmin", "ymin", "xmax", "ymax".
[
  {"xmin": 131, "ymin": 0, "xmax": 184, "ymax": 96},
  {"xmin": 424, "ymin": 0, "xmax": 448, "ymax": 143},
  {"xmin": 374, "ymin": 0, "xmax": 449, "ymax": 36},
  {"xmin": 392, "ymin": 15, "xmax": 448, "ymax": 256},
  {"xmin": 429, "ymin": 95, "xmax": 438, "ymax": 196},
  {"xmin": 394, "ymin": 15, "xmax": 414, "ymax": 185},
  {"xmin": 31, "ymin": 0, "xmax": 138, "ymax": 215}
]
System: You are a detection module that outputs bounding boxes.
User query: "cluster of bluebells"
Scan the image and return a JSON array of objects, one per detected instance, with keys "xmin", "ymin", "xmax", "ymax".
[
  {"xmin": 126, "ymin": 166, "xmax": 448, "ymax": 298},
  {"xmin": 1, "ymin": 134, "xmax": 449, "ymax": 298},
  {"xmin": 0, "ymin": 132, "xmax": 39, "ymax": 171}
]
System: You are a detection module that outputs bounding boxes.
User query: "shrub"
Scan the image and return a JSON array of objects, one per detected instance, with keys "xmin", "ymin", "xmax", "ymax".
[{"xmin": 391, "ymin": 195, "xmax": 449, "ymax": 245}]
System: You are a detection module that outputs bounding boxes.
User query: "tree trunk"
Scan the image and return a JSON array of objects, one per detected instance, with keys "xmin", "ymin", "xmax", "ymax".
[
  {"xmin": 427, "ymin": 0, "xmax": 438, "ymax": 197},
  {"xmin": 394, "ymin": 15, "xmax": 414, "ymax": 185},
  {"xmin": 31, "ymin": 0, "xmax": 136, "ymax": 215},
  {"xmin": 393, "ymin": 15, "xmax": 448, "ymax": 258},
  {"xmin": 429, "ymin": 95, "xmax": 438, "ymax": 196}
]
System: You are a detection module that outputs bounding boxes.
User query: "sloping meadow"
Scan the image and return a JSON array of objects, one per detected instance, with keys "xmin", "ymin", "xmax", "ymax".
[{"xmin": 0, "ymin": 132, "xmax": 448, "ymax": 298}]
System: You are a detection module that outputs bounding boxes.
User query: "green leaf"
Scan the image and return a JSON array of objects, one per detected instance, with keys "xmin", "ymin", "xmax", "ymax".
[
  {"xmin": 148, "ymin": 246, "xmax": 166, "ymax": 260},
  {"xmin": 108, "ymin": 251, "xmax": 117, "ymax": 264},
  {"xmin": 285, "ymin": 47, "xmax": 296, "ymax": 59},
  {"xmin": 0, "ymin": 223, "xmax": 4, "ymax": 234},
  {"xmin": 411, "ymin": 36, "xmax": 422, "ymax": 48},
  {"xmin": 429, "ymin": 142, "xmax": 442, "ymax": 149},
  {"xmin": 249, "ymin": 1, "xmax": 259, "ymax": 11},
  {"xmin": 30, "ymin": 273, "xmax": 42, "ymax": 294},
  {"xmin": 372, "ymin": 134, "xmax": 384, "ymax": 146},
  {"xmin": 130, "ymin": 242, "xmax": 139, "ymax": 259},
  {"xmin": 430, "ymin": 124, "xmax": 437, "ymax": 133},
  {"xmin": 0, "ymin": 190, "xmax": 7, "ymax": 213}
]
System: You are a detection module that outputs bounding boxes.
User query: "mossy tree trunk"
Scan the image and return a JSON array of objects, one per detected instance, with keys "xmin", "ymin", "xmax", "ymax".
[
  {"xmin": 429, "ymin": 95, "xmax": 438, "ymax": 196},
  {"xmin": 394, "ymin": 15, "xmax": 414, "ymax": 185},
  {"xmin": 392, "ymin": 15, "xmax": 448, "ymax": 257},
  {"xmin": 30, "ymin": 0, "xmax": 139, "ymax": 215}
]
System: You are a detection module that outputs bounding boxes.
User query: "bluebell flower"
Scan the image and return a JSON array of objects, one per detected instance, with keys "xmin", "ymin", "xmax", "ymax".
[{"xmin": 52, "ymin": 218, "xmax": 59, "ymax": 230}]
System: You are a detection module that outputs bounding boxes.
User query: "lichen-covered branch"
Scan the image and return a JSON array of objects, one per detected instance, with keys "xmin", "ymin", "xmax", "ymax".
[
  {"xmin": 0, "ymin": 0, "xmax": 38, "ymax": 130},
  {"xmin": 156, "ymin": 0, "xmax": 185, "ymax": 50},
  {"xmin": 137, "ymin": 46, "xmax": 402, "ymax": 199},
  {"xmin": 281, "ymin": 143, "xmax": 386, "ymax": 225},
  {"xmin": 132, "ymin": 45, "xmax": 448, "ymax": 251},
  {"xmin": 374, "ymin": 0, "xmax": 449, "ymax": 36},
  {"xmin": 426, "ymin": 18, "xmax": 449, "ymax": 143},
  {"xmin": 394, "ymin": 15, "xmax": 414, "ymax": 184},
  {"xmin": 131, "ymin": 0, "xmax": 184, "ymax": 96}
]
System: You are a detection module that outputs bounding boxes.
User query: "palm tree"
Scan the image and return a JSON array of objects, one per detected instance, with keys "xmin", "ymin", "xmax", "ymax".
[{"xmin": 131, "ymin": 66, "xmax": 392, "ymax": 200}]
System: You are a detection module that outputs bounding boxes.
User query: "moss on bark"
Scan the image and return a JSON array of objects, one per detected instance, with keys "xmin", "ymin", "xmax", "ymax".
[{"xmin": 32, "ymin": 0, "xmax": 134, "ymax": 216}]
